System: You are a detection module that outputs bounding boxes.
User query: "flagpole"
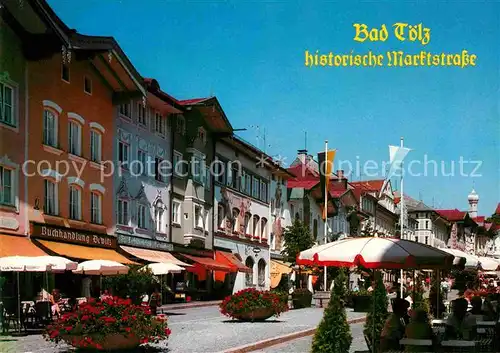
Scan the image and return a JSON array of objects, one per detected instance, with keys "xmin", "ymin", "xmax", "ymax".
[
  {"xmin": 400, "ymin": 136, "xmax": 404, "ymax": 299},
  {"xmin": 324, "ymin": 140, "xmax": 328, "ymax": 292}
]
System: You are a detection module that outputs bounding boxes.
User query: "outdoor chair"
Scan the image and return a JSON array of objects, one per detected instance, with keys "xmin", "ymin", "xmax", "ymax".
[{"xmin": 34, "ymin": 301, "xmax": 51, "ymax": 326}]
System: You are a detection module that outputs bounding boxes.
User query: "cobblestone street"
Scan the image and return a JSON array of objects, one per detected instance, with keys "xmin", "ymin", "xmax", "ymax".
[{"xmin": 0, "ymin": 306, "xmax": 366, "ymax": 353}]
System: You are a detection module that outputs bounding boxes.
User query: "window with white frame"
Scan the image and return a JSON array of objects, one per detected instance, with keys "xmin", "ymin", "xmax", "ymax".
[
  {"xmin": 44, "ymin": 179, "xmax": 57, "ymax": 215},
  {"xmin": 192, "ymin": 155, "xmax": 203, "ymax": 183},
  {"xmin": 119, "ymin": 103, "xmax": 131, "ymax": 118},
  {"xmin": 69, "ymin": 185, "xmax": 82, "ymax": 220},
  {"xmin": 194, "ymin": 205, "xmax": 203, "ymax": 229},
  {"xmin": 68, "ymin": 120, "xmax": 82, "ymax": 156},
  {"xmin": 118, "ymin": 141, "xmax": 129, "ymax": 168},
  {"xmin": 117, "ymin": 199, "xmax": 129, "ymax": 225},
  {"xmin": 260, "ymin": 181, "xmax": 267, "ymax": 202},
  {"xmin": 90, "ymin": 130, "xmax": 102, "ymax": 162},
  {"xmin": 214, "ymin": 158, "xmax": 225, "ymax": 184},
  {"xmin": 0, "ymin": 166, "xmax": 14, "ymax": 206},
  {"xmin": 245, "ymin": 257, "xmax": 254, "ymax": 286},
  {"xmin": 252, "ymin": 177, "xmax": 260, "ymax": 199},
  {"xmin": 173, "ymin": 151, "xmax": 183, "ymax": 176},
  {"xmin": 155, "ymin": 206, "xmax": 164, "ymax": 233},
  {"xmin": 43, "ymin": 110, "xmax": 57, "ymax": 147},
  {"xmin": 90, "ymin": 192, "xmax": 102, "ymax": 224},
  {"xmin": 261, "ymin": 218, "xmax": 268, "ymax": 239},
  {"xmin": 137, "ymin": 149, "xmax": 147, "ymax": 175},
  {"xmin": 245, "ymin": 172, "xmax": 251, "ymax": 195},
  {"xmin": 172, "ymin": 200, "xmax": 181, "ymax": 225},
  {"xmin": 137, "ymin": 103, "xmax": 147, "ymax": 126},
  {"xmin": 204, "ymin": 166, "xmax": 211, "ymax": 191},
  {"xmin": 137, "ymin": 203, "xmax": 148, "ymax": 229},
  {"xmin": 257, "ymin": 259, "xmax": 266, "ymax": 286},
  {"xmin": 0, "ymin": 81, "xmax": 14, "ymax": 126}
]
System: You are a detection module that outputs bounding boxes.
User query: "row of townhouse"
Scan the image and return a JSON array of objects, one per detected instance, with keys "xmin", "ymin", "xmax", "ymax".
[{"xmin": 0, "ymin": 0, "xmax": 293, "ymax": 297}]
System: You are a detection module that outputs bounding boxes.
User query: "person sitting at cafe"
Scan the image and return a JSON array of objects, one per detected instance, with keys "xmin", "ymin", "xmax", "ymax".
[
  {"xmin": 50, "ymin": 289, "xmax": 61, "ymax": 318},
  {"xmin": 100, "ymin": 289, "xmax": 113, "ymax": 301},
  {"xmin": 445, "ymin": 298, "xmax": 477, "ymax": 341},
  {"xmin": 149, "ymin": 287, "xmax": 162, "ymax": 315},
  {"xmin": 405, "ymin": 308, "xmax": 435, "ymax": 352},
  {"xmin": 380, "ymin": 298, "xmax": 411, "ymax": 351}
]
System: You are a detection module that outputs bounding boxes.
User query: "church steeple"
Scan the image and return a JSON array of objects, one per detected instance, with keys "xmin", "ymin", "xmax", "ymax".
[{"xmin": 467, "ymin": 187, "xmax": 479, "ymax": 218}]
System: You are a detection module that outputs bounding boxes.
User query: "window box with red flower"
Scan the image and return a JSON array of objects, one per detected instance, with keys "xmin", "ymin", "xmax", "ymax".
[
  {"xmin": 44, "ymin": 297, "xmax": 171, "ymax": 351},
  {"xmin": 245, "ymin": 233, "xmax": 252, "ymax": 239}
]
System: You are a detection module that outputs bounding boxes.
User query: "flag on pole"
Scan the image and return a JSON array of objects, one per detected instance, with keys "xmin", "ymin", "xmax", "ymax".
[
  {"xmin": 380, "ymin": 145, "xmax": 411, "ymax": 196},
  {"xmin": 317, "ymin": 149, "xmax": 336, "ymax": 220}
]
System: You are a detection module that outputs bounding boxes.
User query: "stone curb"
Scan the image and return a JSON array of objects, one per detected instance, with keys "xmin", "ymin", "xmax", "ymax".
[
  {"xmin": 159, "ymin": 301, "xmax": 222, "ymax": 311},
  {"xmin": 219, "ymin": 316, "xmax": 367, "ymax": 353}
]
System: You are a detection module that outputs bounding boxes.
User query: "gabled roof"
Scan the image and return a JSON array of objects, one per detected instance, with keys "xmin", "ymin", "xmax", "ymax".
[
  {"xmin": 436, "ymin": 209, "xmax": 467, "ymax": 222},
  {"xmin": 178, "ymin": 96, "xmax": 232, "ymax": 133},
  {"xmin": 350, "ymin": 180, "xmax": 385, "ymax": 192},
  {"xmin": 287, "ymin": 180, "xmax": 319, "ymax": 190}
]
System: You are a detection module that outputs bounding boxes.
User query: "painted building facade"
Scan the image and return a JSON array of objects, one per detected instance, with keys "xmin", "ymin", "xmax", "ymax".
[
  {"xmin": 214, "ymin": 136, "xmax": 284, "ymax": 292},
  {"xmin": 113, "ymin": 79, "xmax": 181, "ymax": 251}
]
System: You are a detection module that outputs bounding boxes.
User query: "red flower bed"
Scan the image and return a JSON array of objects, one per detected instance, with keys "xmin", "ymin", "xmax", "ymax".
[
  {"xmin": 220, "ymin": 288, "xmax": 288, "ymax": 321},
  {"xmin": 44, "ymin": 297, "xmax": 170, "ymax": 350}
]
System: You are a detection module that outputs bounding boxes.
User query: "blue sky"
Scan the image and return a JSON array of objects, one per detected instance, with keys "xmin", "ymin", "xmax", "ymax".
[{"xmin": 48, "ymin": 0, "xmax": 499, "ymax": 215}]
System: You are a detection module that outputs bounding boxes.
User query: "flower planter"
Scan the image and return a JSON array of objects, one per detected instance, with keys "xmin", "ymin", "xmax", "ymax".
[
  {"xmin": 232, "ymin": 307, "xmax": 275, "ymax": 322},
  {"xmin": 63, "ymin": 333, "xmax": 141, "ymax": 351},
  {"xmin": 352, "ymin": 295, "xmax": 372, "ymax": 312}
]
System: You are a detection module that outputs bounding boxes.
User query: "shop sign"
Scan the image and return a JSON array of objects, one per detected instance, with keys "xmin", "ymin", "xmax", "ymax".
[
  {"xmin": 31, "ymin": 223, "xmax": 116, "ymax": 248},
  {"xmin": 118, "ymin": 234, "xmax": 173, "ymax": 251}
]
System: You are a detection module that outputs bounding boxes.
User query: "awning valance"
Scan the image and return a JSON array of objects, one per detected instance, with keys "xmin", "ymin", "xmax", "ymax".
[
  {"xmin": 120, "ymin": 245, "xmax": 190, "ymax": 266},
  {"xmin": 181, "ymin": 254, "xmax": 233, "ymax": 272},
  {"xmin": 215, "ymin": 251, "xmax": 252, "ymax": 273},
  {"xmin": 0, "ymin": 234, "xmax": 47, "ymax": 257},
  {"xmin": 36, "ymin": 240, "xmax": 137, "ymax": 265},
  {"xmin": 270, "ymin": 260, "xmax": 292, "ymax": 289}
]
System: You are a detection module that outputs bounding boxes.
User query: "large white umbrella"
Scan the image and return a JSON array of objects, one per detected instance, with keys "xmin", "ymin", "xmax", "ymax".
[
  {"xmin": 73, "ymin": 260, "xmax": 129, "ymax": 275},
  {"xmin": 478, "ymin": 257, "xmax": 500, "ymax": 271},
  {"xmin": 0, "ymin": 256, "xmax": 52, "ymax": 272},
  {"xmin": 141, "ymin": 263, "xmax": 184, "ymax": 275},
  {"xmin": 439, "ymin": 248, "xmax": 480, "ymax": 268},
  {"xmin": 31, "ymin": 256, "xmax": 78, "ymax": 272},
  {"xmin": 297, "ymin": 237, "xmax": 454, "ymax": 269}
]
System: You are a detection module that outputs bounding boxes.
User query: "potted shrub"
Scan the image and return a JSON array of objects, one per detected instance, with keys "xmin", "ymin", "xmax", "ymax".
[
  {"xmin": 220, "ymin": 288, "xmax": 288, "ymax": 322},
  {"xmin": 292, "ymin": 288, "xmax": 313, "ymax": 309},
  {"xmin": 351, "ymin": 289, "xmax": 372, "ymax": 312},
  {"xmin": 44, "ymin": 297, "xmax": 171, "ymax": 351},
  {"xmin": 270, "ymin": 290, "xmax": 289, "ymax": 307}
]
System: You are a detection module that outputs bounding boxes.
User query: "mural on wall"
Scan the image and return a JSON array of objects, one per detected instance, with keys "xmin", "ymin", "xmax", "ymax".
[
  {"xmin": 271, "ymin": 181, "xmax": 284, "ymax": 250},
  {"xmin": 219, "ymin": 187, "xmax": 251, "ymax": 234}
]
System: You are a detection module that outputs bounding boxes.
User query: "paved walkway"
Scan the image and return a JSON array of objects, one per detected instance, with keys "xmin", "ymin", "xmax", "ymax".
[{"xmin": 0, "ymin": 306, "xmax": 366, "ymax": 353}]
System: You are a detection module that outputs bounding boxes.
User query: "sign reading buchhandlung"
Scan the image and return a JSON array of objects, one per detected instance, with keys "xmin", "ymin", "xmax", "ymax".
[{"xmin": 31, "ymin": 223, "xmax": 116, "ymax": 249}]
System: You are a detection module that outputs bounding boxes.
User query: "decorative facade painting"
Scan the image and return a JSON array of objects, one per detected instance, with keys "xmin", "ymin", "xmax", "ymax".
[{"xmin": 219, "ymin": 187, "xmax": 251, "ymax": 234}]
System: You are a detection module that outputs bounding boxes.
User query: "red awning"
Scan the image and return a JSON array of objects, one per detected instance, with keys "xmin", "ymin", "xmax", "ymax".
[
  {"xmin": 215, "ymin": 251, "xmax": 252, "ymax": 273},
  {"xmin": 181, "ymin": 254, "xmax": 233, "ymax": 272}
]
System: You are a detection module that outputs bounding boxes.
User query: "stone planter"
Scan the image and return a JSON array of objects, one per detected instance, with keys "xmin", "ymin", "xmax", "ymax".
[
  {"xmin": 313, "ymin": 291, "xmax": 331, "ymax": 308},
  {"xmin": 232, "ymin": 307, "xmax": 275, "ymax": 322},
  {"xmin": 352, "ymin": 295, "xmax": 372, "ymax": 312},
  {"xmin": 63, "ymin": 333, "xmax": 141, "ymax": 351}
]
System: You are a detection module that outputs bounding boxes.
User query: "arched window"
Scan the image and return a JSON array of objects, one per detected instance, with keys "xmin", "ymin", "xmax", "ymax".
[
  {"xmin": 260, "ymin": 217, "xmax": 268, "ymax": 239},
  {"xmin": 153, "ymin": 198, "xmax": 166, "ymax": 233},
  {"xmin": 252, "ymin": 215, "xmax": 260, "ymax": 237},
  {"xmin": 68, "ymin": 184, "xmax": 82, "ymax": 220},
  {"xmin": 244, "ymin": 212, "xmax": 251, "ymax": 234},
  {"xmin": 257, "ymin": 259, "xmax": 266, "ymax": 287},
  {"xmin": 217, "ymin": 204, "xmax": 225, "ymax": 229},
  {"xmin": 313, "ymin": 219, "xmax": 318, "ymax": 240},
  {"xmin": 232, "ymin": 208, "xmax": 240, "ymax": 233},
  {"xmin": 245, "ymin": 257, "xmax": 254, "ymax": 286},
  {"xmin": 43, "ymin": 109, "xmax": 58, "ymax": 147}
]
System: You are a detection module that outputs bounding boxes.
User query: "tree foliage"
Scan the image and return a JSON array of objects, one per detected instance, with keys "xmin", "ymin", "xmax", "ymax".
[
  {"xmin": 281, "ymin": 219, "xmax": 315, "ymax": 263},
  {"xmin": 102, "ymin": 266, "xmax": 166, "ymax": 305},
  {"xmin": 311, "ymin": 268, "xmax": 352, "ymax": 353},
  {"xmin": 363, "ymin": 273, "xmax": 388, "ymax": 353}
]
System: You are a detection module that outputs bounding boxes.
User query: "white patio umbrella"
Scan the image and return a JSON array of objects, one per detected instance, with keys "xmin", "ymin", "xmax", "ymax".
[
  {"xmin": 140, "ymin": 263, "xmax": 184, "ymax": 275},
  {"xmin": 477, "ymin": 257, "xmax": 500, "ymax": 271},
  {"xmin": 73, "ymin": 260, "xmax": 129, "ymax": 276},
  {"xmin": 31, "ymin": 256, "xmax": 78, "ymax": 272},
  {"xmin": 297, "ymin": 237, "xmax": 454, "ymax": 269},
  {"xmin": 439, "ymin": 248, "xmax": 480, "ymax": 268}
]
